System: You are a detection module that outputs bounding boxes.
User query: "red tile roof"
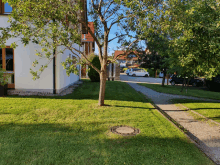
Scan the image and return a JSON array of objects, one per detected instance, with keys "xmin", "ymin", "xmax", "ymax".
[
  {"xmin": 128, "ymin": 64, "xmax": 141, "ymax": 68},
  {"xmin": 114, "ymin": 50, "xmax": 144, "ymax": 60}
]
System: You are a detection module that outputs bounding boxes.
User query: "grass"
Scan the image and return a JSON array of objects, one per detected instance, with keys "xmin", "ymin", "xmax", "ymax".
[
  {"xmin": 172, "ymin": 99, "xmax": 220, "ymax": 123},
  {"xmin": 0, "ymin": 80, "xmax": 214, "ymax": 165},
  {"xmin": 139, "ymin": 83, "xmax": 220, "ymax": 100}
]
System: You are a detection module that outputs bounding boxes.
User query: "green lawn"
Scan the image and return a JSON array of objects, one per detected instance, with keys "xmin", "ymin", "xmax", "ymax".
[
  {"xmin": 139, "ymin": 83, "xmax": 220, "ymax": 100},
  {"xmin": 0, "ymin": 80, "xmax": 214, "ymax": 165},
  {"xmin": 172, "ymin": 99, "xmax": 220, "ymax": 123}
]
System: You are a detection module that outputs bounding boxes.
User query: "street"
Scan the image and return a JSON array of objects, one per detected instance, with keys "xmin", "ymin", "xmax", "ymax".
[{"xmin": 119, "ymin": 73, "xmax": 170, "ymax": 84}]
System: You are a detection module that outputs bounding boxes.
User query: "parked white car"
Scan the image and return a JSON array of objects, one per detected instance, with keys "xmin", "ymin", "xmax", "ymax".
[
  {"xmin": 159, "ymin": 72, "xmax": 164, "ymax": 78},
  {"xmin": 126, "ymin": 69, "xmax": 131, "ymax": 75},
  {"xmin": 129, "ymin": 69, "xmax": 149, "ymax": 77}
]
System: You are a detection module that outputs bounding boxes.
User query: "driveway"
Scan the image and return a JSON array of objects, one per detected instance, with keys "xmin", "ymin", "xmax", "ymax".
[{"xmin": 120, "ymin": 73, "xmax": 169, "ymax": 84}]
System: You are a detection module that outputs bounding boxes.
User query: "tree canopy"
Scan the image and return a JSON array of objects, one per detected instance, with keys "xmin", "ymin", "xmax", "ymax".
[
  {"xmin": 129, "ymin": 0, "xmax": 220, "ymax": 79},
  {"xmin": 162, "ymin": 0, "xmax": 220, "ymax": 78},
  {"xmin": 0, "ymin": 0, "xmax": 160, "ymax": 105}
]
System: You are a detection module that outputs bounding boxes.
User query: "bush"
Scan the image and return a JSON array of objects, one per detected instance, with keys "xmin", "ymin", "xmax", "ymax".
[
  {"xmin": 146, "ymin": 69, "xmax": 154, "ymax": 77},
  {"xmin": 88, "ymin": 56, "xmax": 101, "ymax": 82},
  {"xmin": 0, "ymin": 66, "xmax": 11, "ymax": 86}
]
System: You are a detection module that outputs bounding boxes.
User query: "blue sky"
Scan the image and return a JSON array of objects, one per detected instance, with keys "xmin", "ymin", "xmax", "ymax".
[
  {"xmin": 88, "ymin": 1, "xmax": 141, "ymax": 57},
  {"xmin": 92, "ymin": 17, "xmax": 146, "ymax": 57},
  {"xmin": 92, "ymin": 19, "xmax": 123, "ymax": 56},
  {"xmin": 96, "ymin": 24, "xmax": 121, "ymax": 56},
  {"xmin": 87, "ymin": 1, "xmax": 148, "ymax": 56}
]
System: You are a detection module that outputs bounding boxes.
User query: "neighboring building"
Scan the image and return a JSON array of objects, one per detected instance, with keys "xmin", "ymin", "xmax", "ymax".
[
  {"xmin": 81, "ymin": 22, "xmax": 95, "ymax": 78},
  {"xmin": 114, "ymin": 50, "xmax": 145, "ymax": 68},
  {"xmin": 0, "ymin": 1, "xmax": 87, "ymax": 94}
]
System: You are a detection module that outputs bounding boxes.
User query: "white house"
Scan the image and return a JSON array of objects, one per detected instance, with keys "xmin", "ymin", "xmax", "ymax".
[{"xmin": 0, "ymin": 1, "xmax": 87, "ymax": 94}]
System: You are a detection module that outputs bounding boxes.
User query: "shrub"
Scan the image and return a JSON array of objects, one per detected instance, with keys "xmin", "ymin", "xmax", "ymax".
[
  {"xmin": 88, "ymin": 56, "xmax": 101, "ymax": 82},
  {"xmin": 146, "ymin": 69, "xmax": 153, "ymax": 77},
  {"xmin": 87, "ymin": 53, "xmax": 96, "ymax": 62},
  {"xmin": 0, "ymin": 66, "xmax": 11, "ymax": 86}
]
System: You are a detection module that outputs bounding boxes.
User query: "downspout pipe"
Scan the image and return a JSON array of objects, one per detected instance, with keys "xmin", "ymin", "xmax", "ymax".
[
  {"xmin": 53, "ymin": 48, "xmax": 56, "ymax": 94},
  {"xmin": 53, "ymin": 19, "xmax": 56, "ymax": 94}
]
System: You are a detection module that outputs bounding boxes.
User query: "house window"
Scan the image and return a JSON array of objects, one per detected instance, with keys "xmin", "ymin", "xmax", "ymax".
[
  {"xmin": 0, "ymin": 1, "xmax": 12, "ymax": 14},
  {"xmin": 127, "ymin": 54, "xmax": 136, "ymax": 58},
  {"xmin": 0, "ymin": 47, "xmax": 14, "ymax": 87},
  {"xmin": 4, "ymin": 2, "xmax": 12, "ymax": 13},
  {"xmin": 5, "ymin": 48, "xmax": 13, "ymax": 71},
  {"xmin": 0, "ymin": 47, "xmax": 14, "ymax": 70}
]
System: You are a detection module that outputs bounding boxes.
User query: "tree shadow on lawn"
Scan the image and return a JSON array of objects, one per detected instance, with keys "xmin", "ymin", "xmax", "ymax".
[
  {"xmin": 171, "ymin": 99, "xmax": 220, "ymax": 104},
  {"xmin": 0, "ymin": 122, "xmax": 213, "ymax": 165},
  {"xmin": 190, "ymin": 116, "xmax": 220, "ymax": 122},
  {"xmin": 114, "ymin": 105, "xmax": 156, "ymax": 110}
]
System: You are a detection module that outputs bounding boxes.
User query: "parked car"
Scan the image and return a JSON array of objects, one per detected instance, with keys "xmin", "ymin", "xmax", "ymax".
[
  {"xmin": 169, "ymin": 75, "xmax": 203, "ymax": 86},
  {"xmin": 126, "ymin": 69, "xmax": 131, "ymax": 75},
  {"xmin": 159, "ymin": 72, "xmax": 164, "ymax": 78},
  {"xmin": 129, "ymin": 68, "xmax": 149, "ymax": 77},
  {"xmin": 205, "ymin": 75, "xmax": 220, "ymax": 91}
]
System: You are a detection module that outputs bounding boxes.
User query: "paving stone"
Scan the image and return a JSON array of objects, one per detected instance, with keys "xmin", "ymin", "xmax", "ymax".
[
  {"xmin": 128, "ymin": 82, "xmax": 220, "ymax": 164},
  {"xmin": 8, "ymin": 81, "xmax": 83, "ymax": 97}
]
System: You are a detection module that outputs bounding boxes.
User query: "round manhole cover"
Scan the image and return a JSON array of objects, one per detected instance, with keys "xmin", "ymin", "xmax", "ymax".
[{"xmin": 111, "ymin": 125, "xmax": 140, "ymax": 136}]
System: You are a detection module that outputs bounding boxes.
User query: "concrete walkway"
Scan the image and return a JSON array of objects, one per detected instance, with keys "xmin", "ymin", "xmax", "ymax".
[{"xmin": 128, "ymin": 82, "xmax": 220, "ymax": 164}]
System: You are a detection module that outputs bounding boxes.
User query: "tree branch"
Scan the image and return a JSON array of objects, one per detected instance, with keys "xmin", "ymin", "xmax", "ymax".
[
  {"xmin": 67, "ymin": 45, "xmax": 101, "ymax": 74},
  {"xmin": 98, "ymin": 0, "xmax": 103, "ymax": 13},
  {"xmin": 103, "ymin": 0, "xmax": 115, "ymax": 17},
  {"xmin": 108, "ymin": 16, "xmax": 125, "ymax": 30},
  {"xmin": 108, "ymin": 34, "xmax": 126, "ymax": 43}
]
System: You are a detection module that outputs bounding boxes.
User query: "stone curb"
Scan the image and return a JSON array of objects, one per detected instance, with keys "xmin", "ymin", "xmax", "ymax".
[
  {"xmin": 8, "ymin": 80, "xmax": 83, "ymax": 97},
  {"xmin": 150, "ymin": 101, "xmax": 218, "ymax": 165},
  {"xmin": 132, "ymin": 86, "xmax": 218, "ymax": 165},
  {"xmin": 178, "ymin": 103, "xmax": 220, "ymax": 127}
]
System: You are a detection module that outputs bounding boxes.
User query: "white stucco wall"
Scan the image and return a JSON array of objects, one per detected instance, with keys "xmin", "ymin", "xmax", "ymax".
[
  {"xmin": 0, "ymin": 15, "xmax": 83, "ymax": 93},
  {"xmin": 15, "ymin": 43, "xmax": 54, "ymax": 93},
  {"xmin": 56, "ymin": 44, "xmax": 83, "ymax": 93}
]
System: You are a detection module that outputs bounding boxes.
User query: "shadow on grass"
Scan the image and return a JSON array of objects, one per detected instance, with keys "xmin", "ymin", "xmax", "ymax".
[
  {"xmin": 0, "ymin": 122, "xmax": 213, "ymax": 165},
  {"xmin": 114, "ymin": 105, "xmax": 156, "ymax": 110},
  {"xmin": 171, "ymin": 99, "xmax": 220, "ymax": 104},
  {"xmin": 188, "ymin": 116, "xmax": 220, "ymax": 122},
  {"xmin": 140, "ymin": 83, "xmax": 220, "ymax": 101},
  {"xmin": 208, "ymin": 116, "xmax": 220, "ymax": 121}
]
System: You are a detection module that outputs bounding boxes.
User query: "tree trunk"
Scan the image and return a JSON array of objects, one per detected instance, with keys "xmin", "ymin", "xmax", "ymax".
[
  {"xmin": 98, "ymin": 68, "xmax": 107, "ymax": 106},
  {"xmin": 186, "ymin": 78, "xmax": 190, "ymax": 93},
  {"xmin": 180, "ymin": 77, "xmax": 186, "ymax": 92},
  {"xmin": 155, "ymin": 69, "xmax": 157, "ymax": 78},
  {"xmin": 98, "ymin": 28, "xmax": 108, "ymax": 106}
]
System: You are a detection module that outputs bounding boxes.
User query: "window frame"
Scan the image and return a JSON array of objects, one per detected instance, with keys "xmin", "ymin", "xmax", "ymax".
[
  {"xmin": 0, "ymin": 0, "xmax": 12, "ymax": 15},
  {"xmin": 0, "ymin": 46, "xmax": 15, "ymax": 88}
]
